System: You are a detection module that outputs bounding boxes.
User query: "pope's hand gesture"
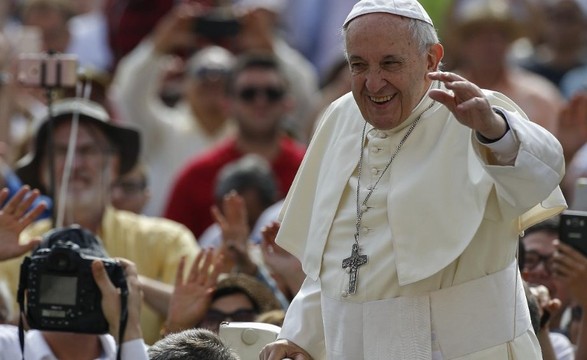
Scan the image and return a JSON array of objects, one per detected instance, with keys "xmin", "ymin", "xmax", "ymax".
[
  {"xmin": 0, "ymin": 186, "xmax": 46, "ymax": 261},
  {"xmin": 428, "ymin": 71, "xmax": 508, "ymax": 141}
]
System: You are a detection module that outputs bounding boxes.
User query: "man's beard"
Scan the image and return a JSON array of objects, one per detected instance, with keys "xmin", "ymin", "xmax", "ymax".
[{"xmin": 55, "ymin": 172, "xmax": 111, "ymax": 227}]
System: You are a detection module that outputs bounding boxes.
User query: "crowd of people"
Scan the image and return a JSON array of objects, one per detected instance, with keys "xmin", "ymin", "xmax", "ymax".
[{"xmin": 0, "ymin": 0, "xmax": 585, "ymax": 359}]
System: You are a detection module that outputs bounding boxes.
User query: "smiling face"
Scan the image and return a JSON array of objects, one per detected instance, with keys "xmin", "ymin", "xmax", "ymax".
[
  {"xmin": 232, "ymin": 67, "xmax": 290, "ymax": 141},
  {"xmin": 345, "ymin": 14, "xmax": 442, "ymax": 130},
  {"xmin": 40, "ymin": 120, "xmax": 119, "ymax": 220}
]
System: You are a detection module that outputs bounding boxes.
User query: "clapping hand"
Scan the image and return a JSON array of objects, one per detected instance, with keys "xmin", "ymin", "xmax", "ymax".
[{"xmin": 0, "ymin": 186, "xmax": 46, "ymax": 261}]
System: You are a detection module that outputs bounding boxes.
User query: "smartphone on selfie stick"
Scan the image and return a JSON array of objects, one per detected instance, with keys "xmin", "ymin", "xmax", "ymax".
[{"xmin": 17, "ymin": 52, "xmax": 78, "ymax": 227}]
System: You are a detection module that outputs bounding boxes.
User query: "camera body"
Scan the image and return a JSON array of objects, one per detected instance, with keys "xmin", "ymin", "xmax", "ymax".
[
  {"xmin": 559, "ymin": 210, "xmax": 587, "ymax": 257},
  {"xmin": 193, "ymin": 8, "xmax": 240, "ymax": 40},
  {"xmin": 17, "ymin": 53, "xmax": 78, "ymax": 88},
  {"xmin": 20, "ymin": 232, "xmax": 125, "ymax": 334}
]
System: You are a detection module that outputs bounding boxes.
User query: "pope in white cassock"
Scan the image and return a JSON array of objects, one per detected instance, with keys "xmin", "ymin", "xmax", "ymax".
[{"xmin": 260, "ymin": 0, "xmax": 567, "ymax": 359}]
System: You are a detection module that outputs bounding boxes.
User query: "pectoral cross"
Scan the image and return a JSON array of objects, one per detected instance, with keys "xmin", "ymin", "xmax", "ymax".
[{"xmin": 342, "ymin": 243, "xmax": 368, "ymax": 295}]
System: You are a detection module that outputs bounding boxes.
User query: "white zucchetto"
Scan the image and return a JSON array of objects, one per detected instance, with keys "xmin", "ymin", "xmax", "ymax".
[{"xmin": 343, "ymin": 0, "xmax": 434, "ymax": 27}]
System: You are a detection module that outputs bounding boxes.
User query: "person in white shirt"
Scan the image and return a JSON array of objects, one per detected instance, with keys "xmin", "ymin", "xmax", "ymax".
[{"xmin": 111, "ymin": 4, "xmax": 237, "ymax": 216}]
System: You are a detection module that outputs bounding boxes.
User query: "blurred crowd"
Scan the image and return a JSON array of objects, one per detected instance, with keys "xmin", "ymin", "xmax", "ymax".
[{"xmin": 0, "ymin": 0, "xmax": 585, "ymax": 359}]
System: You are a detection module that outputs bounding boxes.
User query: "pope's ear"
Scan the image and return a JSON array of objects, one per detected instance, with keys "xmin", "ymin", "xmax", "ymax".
[{"xmin": 427, "ymin": 43, "xmax": 444, "ymax": 72}]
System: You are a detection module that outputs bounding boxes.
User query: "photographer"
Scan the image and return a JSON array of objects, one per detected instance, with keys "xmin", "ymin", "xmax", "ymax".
[
  {"xmin": 0, "ymin": 98, "xmax": 198, "ymax": 344},
  {"xmin": 0, "ymin": 187, "xmax": 148, "ymax": 359}
]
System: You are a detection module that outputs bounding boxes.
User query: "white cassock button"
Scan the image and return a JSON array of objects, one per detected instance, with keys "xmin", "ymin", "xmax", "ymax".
[
  {"xmin": 378, "ymin": 132, "xmax": 388, "ymax": 139},
  {"xmin": 361, "ymin": 204, "xmax": 368, "ymax": 212},
  {"xmin": 371, "ymin": 168, "xmax": 379, "ymax": 175},
  {"xmin": 345, "ymin": 267, "xmax": 351, "ymax": 273},
  {"xmin": 367, "ymin": 185, "xmax": 373, "ymax": 190},
  {"xmin": 372, "ymin": 147, "xmax": 381, "ymax": 153},
  {"xmin": 341, "ymin": 291, "xmax": 349, "ymax": 298}
]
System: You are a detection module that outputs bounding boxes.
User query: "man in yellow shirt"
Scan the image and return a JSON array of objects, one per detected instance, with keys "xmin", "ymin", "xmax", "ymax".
[{"xmin": 0, "ymin": 98, "xmax": 198, "ymax": 344}]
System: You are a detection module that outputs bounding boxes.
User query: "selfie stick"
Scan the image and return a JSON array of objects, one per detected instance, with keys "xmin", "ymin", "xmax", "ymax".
[{"xmin": 41, "ymin": 51, "xmax": 79, "ymax": 228}]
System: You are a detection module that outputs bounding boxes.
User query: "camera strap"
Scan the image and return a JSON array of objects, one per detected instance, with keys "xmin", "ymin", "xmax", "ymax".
[
  {"xmin": 17, "ymin": 257, "xmax": 31, "ymax": 360},
  {"xmin": 116, "ymin": 279, "xmax": 129, "ymax": 360}
]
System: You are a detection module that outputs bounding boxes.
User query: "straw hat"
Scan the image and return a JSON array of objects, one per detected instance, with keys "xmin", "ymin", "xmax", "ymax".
[{"xmin": 213, "ymin": 273, "xmax": 282, "ymax": 313}]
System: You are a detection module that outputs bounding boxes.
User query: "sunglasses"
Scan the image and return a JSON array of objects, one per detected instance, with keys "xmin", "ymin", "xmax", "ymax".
[{"xmin": 237, "ymin": 86, "xmax": 285, "ymax": 103}]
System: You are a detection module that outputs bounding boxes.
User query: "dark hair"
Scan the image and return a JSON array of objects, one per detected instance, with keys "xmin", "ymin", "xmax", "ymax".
[
  {"xmin": 213, "ymin": 286, "xmax": 260, "ymax": 312},
  {"xmin": 214, "ymin": 155, "xmax": 277, "ymax": 209},
  {"xmin": 521, "ymin": 217, "xmax": 560, "ymax": 238},
  {"xmin": 518, "ymin": 239, "xmax": 526, "ymax": 271},
  {"xmin": 226, "ymin": 52, "xmax": 288, "ymax": 94},
  {"xmin": 148, "ymin": 328, "xmax": 240, "ymax": 360}
]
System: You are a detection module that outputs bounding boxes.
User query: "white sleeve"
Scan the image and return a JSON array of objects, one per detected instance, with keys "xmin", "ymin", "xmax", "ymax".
[
  {"xmin": 278, "ymin": 276, "xmax": 326, "ymax": 359},
  {"xmin": 0, "ymin": 325, "xmax": 21, "ymax": 360},
  {"xmin": 121, "ymin": 338, "xmax": 149, "ymax": 360},
  {"xmin": 473, "ymin": 106, "xmax": 565, "ymax": 212},
  {"xmin": 474, "ymin": 107, "xmax": 519, "ymax": 166}
]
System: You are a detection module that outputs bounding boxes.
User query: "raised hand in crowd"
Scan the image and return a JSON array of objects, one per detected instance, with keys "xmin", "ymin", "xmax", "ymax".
[
  {"xmin": 93, "ymin": 258, "xmax": 144, "ymax": 344},
  {"xmin": 0, "ymin": 186, "xmax": 46, "ymax": 261},
  {"xmin": 554, "ymin": 240, "xmax": 587, "ymax": 307},
  {"xmin": 164, "ymin": 249, "xmax": 223, "ymax": 336},
  {"xmin": 211, "ymin": 191, "xmax": 257, "ymax": 275},
  {"xmin": 260, "ymin": 221, "xmax": 304, "ymax": 300},
  {"xmin": 151, "ymin": 2, "xmax": 202, "ymax": 55},
  {"xmin": 556, "ymin": 92, "xmax": 587, "ymax": 164}
]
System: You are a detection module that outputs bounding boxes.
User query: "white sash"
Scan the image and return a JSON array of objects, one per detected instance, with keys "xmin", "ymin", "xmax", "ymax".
[{"xmin": 321, "ymin": 261, "xmax": 531, "ymax": 359}]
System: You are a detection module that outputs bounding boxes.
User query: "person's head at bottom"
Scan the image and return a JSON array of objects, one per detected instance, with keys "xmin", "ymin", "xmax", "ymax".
[{"xmin": 149, "ymin": 328, "xmax": 240, "ymax": 360}]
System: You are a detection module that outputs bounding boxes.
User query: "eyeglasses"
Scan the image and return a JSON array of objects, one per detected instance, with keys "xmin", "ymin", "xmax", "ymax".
[
  {"xmin": 524, "ymin": 250, "xmax": 555, "ymax": 273},
  {"xmin": 198, "ymin": 308, "xmax": 257, "ymax": 331},
  {"xmin": 53, "ymin": 144, "xmax": 113, "ymax": 162},
  {"xmin": 237, "ymin": 86, "xmax": 285, "ymax": 103}
]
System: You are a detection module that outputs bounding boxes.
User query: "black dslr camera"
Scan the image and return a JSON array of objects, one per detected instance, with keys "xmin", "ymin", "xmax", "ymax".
[{"xmin": 18, "ymin": 225, "xmax": 126, "ymax": 334}]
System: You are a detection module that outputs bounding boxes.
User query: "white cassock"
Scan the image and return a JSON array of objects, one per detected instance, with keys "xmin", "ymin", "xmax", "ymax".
[{"xmin": 275, "ymin": 80, "xmax": 567, "ymax": 359}]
